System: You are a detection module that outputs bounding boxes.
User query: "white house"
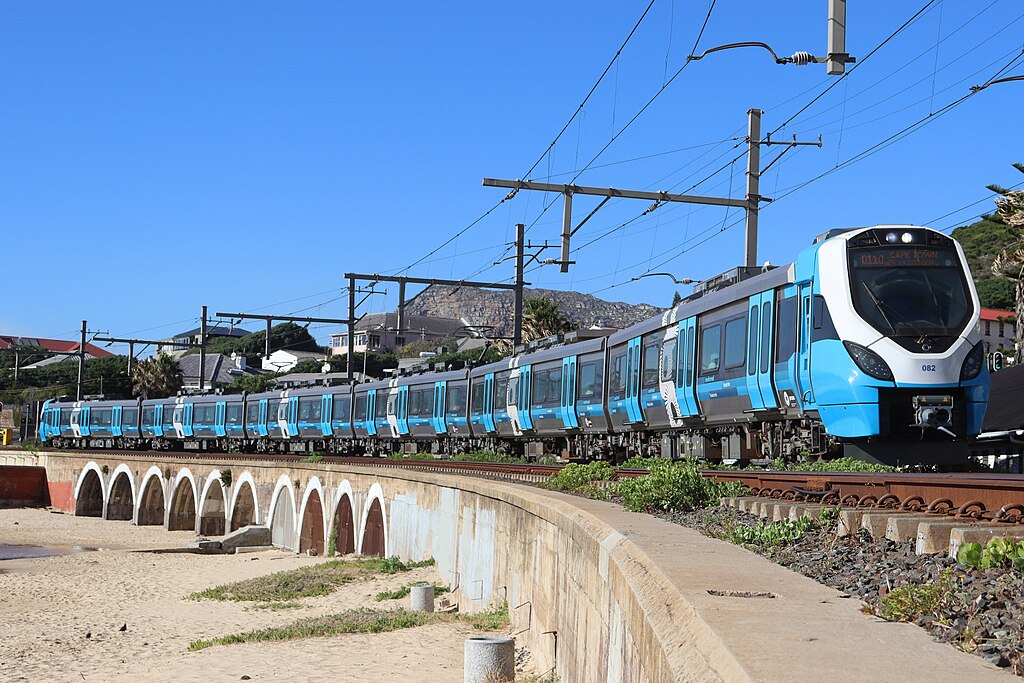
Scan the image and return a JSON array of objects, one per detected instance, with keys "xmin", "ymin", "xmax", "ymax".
[{"xmin": 261, "ymin": 349, "xmax": 326, "ymax": 373}]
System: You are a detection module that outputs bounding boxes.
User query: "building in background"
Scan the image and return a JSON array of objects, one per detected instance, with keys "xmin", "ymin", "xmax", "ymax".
[
  {"xmin": 158, "ymin": 324, "xmax": 252, "ymax": 357},
  {"xmin": 980, "ymin": 308, "xmax": 1017, "ymax": 354},
  {"xmin": 0, "ymin": 335, "xmax": 113, "ymax": 369},
  {"xmin": 178, "ymin": 353, "xmax": 265, "ymax": 390},
  {"xmin": 328, "ymin": 313, "xmax": 475, "ymax": 355},
  {"xmin": 261, "ymin": 349, "xmax": 326, "ymax": 373}
]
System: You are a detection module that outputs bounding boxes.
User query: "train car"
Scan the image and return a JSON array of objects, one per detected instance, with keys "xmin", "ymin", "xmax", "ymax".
[
  {"xmin": 352, "ymin": 378, "xmax": 397, "ymax": 453},
  {"xmin": 468, "ymin": 357, "xmax": 518, "ymax": 451},
  {"xmin": 40, "ymin": 398, "xmax": 143, "ymax": 449},
  {"xmin": 389, "ymin": 367, "xmax": 471, "ymax": 455}
]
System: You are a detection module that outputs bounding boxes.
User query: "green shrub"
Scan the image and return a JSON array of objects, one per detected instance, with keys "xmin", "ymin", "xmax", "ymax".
[
  {"xmin": 301, "ymin": 454, "xmax": 324, "ymax": 463},
  {"xmin": 956, "ymin": 538, "xmax": 1024, "ymax": 571},
  {"xmin": 731, "ymin": 514, "xmax": 817, "ymax": 547},
  {"xmin": 543, "ymin": 462, "xmax": 615, "ymax": 496},
  {"xmin": 613, "ymin": 459, "xmax": 746, "ymax": 513},
  {"xmin": 870, "ymin": 571, "xmax": 963, "ymax": 622}
]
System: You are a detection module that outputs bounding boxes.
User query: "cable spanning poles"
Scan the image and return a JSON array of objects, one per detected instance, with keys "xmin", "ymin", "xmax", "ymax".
[
  {"xmin": 214, "ymin": 312, "xmax": 354, "ymax": 362},
  {"xmin": 485, "ymin": 109, "xmax": 821, "ymax": 269}
]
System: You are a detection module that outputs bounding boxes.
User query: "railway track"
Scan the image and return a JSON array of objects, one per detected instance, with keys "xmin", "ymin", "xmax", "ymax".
[{"xmin": 9, "ymin": 447, "xmax": 1024, "ymax": 523}]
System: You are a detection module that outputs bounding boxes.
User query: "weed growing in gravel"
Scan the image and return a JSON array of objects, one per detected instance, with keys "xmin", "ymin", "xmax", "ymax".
[
  {"xmin": 614, "ymin": 459, "xmax": 746, "ymax": 513},
  {"xmin": 188, "ymin": 556, "xmax": 435, "ymax": 602},
  {"xmin": 956, "ymin": 538, "xmax": 1024, "ymax": 572},
  {"xmin": 867, "ymin": 570, "xmax": 965, "ymax": 623},
  {"xmin": 375, "ymin": 584, "xmax": 450, "ymax": 602},
  {"xmin": 544, "ymin": 462, "xmax": 615, "ymax": 499}
]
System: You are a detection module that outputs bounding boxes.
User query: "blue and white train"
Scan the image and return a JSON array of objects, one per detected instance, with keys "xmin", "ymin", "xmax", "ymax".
[{"xmin": 39, "ymin": 225, "xmax": 989, "ymax": 465}]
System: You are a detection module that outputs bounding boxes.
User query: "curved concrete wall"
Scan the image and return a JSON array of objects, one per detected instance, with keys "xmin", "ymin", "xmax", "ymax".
[{"xmin": 39, "ymin": 453, "xmax": 700, "ymax": 680}]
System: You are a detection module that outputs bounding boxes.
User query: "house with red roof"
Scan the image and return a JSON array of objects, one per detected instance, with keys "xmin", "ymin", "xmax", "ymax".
[
  {"xmin": 0, "ymin": 335, "xmax": 113, "ymax": 364},
  {"xmin": 979, "ymin": 308, "xmax": 1017, "ymax": 354}
]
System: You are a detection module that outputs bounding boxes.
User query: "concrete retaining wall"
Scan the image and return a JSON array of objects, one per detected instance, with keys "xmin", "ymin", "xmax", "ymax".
[{"xmin": 0, "ymin": 465, "xmax": 49, "ymax": 507}]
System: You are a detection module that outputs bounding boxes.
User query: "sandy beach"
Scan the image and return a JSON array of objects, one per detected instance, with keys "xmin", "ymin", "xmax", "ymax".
[{"xmin": 0, "ymin": 508, "xmax": 515, "ymax": 682}]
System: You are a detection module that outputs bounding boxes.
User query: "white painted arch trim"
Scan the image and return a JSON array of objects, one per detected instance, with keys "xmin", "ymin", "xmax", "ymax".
[
  {"xmin": 330, "ymin": 479, "xmax": 356, "ymax": 534},
  {"xmin": 296, "ymin": 476, "xmax": 328, "ymax": 549},
  {"xmin": 73, "ymin": 461, "xmax": 107, "ymax": 506},
  {"xmin": 105, "ymin": 463, "xmax": 137, "ymax": 520},
  {"xmin": 358, "ymin": 481, "xmax": 388, "ymax": 556},
  {"xmin": 267, "ymin": 473, "xmax": 297, "ymax": 532},
  {"xmin": 137, "ymin": 465, "xmax": 167, "ymax": 525},
  {"xmin": 228, "ymin": 470, "xmax": 261, "ymax": 527},
  {"xmin": 170, "ymin": 467, "xmax": 200, "ymax": 525}
]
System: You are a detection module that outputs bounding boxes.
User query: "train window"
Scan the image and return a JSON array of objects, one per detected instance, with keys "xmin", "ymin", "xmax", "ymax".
[
  {"xmin": 578, "ymin": 362, "xmax": 598, "ymax": 400},
  {"xmin": 508, "ymin": 376, "xmax": 519, "ymax": 407},
  {"xmin": 643, "ymin": 344, "xmax": 659, "ymax": 387},
  {"xmin": 407, "ymin": 390, "xmax": 420, "ymax": 417},
  {"xmin": 747, "ymin": 307, "xmax": 760, "ymax": 376},
  {"xmin": 332, "ymin": 395, "xmax": 351, "ymax": 421},
  {"xmin": 660, "ymin": 340, "xmax": 676, "ymax": 383},
  {"xmin": 609, "ymin": 351, "xmax": 626, "ymax": 395},
  {"xmin": 123, "ymin": 409, "xmax": 137, "ymax": 426},
  {"xmin": 700, "ymin": 326, "xmax": 721, "ymax": 375},
  {"xmin": 724, "ymin": 318, "xmax": 747, "ymax": 369},
  {"xmin": 384, "ymin": 393, "xmax": 396, "ymax": 418},
  {"xmin": 60, "ymin": 407, "xmax": 72, "ymax": 426},
  {"xmin": 411, "ymin": 389, "xmax": 433, "ymax": 418},
  {"xmin": 267, "ymin": 400, "xmax": 281, "ymax": 423},
  {"xmin": 164, "ymin": 405, "xmax": 177, "ymax": 426},
  {"xmin": 541, "ymin": 368, "xmax": 562, "ymax": 407},
  {"xmin": 495, "ymin": 377, "xmax": 509, "ymax": 409},
  {"xmin": 353, "ymin": 395, "xmax": 367, "ymax": 422},
  {"xmin": 776, "ymin": 297, "xmax": 797, "ymax": 363},
  {"xmin": 470, "ymin": 383, "xmax": 484, "ymax": 413},
  {"xmin": 760, "ymin": 302, "xmax": 771, "ymax": 375},
  {"xmin": 226, "ymin": 404, "xmax": 243, "ymax": 425},
  {"xmin": 246, "ymin": 402, "xmax": 259, "ymax": 423},
  {"xmin": 532, "ymin": 372, "xmax": 547, "ymax": 406},
  {"xmin": 194, "ymin": 405, "xmax": 215, "ymax": 425},
  {"xmin": 447, "ymin": 385, "xmax": 466, "ymax": 414},
  {"xmin": 141, "ymin": 407, "xmax": 154, "ymax": 426},
  {"xmin": 92, "ymin": 408, "xmax": 113, "ymax": 428},
  {"xmin": 298, "ymin": 397, "xmax": 321, "ymax": 422},
  {"xmin": 685, "ymin": 327, "xmax": 695, "ymax": 387}
]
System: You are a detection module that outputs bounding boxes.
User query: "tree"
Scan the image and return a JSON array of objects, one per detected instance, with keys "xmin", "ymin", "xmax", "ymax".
[
  {"xmin": 290, "ymin": 358, "xmax": 325, "ymax": 374},
  {"xmin": 671, "ymin": 291, "xmax": 682, "ymax": 307},
  {"xmin": 226, "ymin": 374, "xmax": 276, "ymax": 394},
  {"xmin": 985, "ymin": 163, "xmax": 1024, "ymax": 361},
  {"xmin": 132, "ymin": 353, "xmax": 183, "ymax": 399},
  {"xmin": 975, "ymin": 277, "xmax": 1016, "ymax": 310},
  {"xmin": 522, "ymin": 296, "xmax": 573, "ymax": 343}
]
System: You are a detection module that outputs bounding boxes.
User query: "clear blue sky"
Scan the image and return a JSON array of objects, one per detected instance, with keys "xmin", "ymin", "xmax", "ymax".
[{"xmin": 3, "ymin": 1, "xmax": 1022, "ymax": 355}]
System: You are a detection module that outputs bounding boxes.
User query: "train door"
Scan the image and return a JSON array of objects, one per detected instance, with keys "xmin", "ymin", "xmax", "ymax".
[
  {"xmin": 674, "ymin": 318, "xmax": 700, "ymax": 417},
  {"xmin": 286, "ymin": 396, "xmax": 299, "ymax": 437},
  {"xmin": 508, "ymin": 367, "xmax": 522, "ymax": 435},
  {"xmin": 745, "ymin": 296, "xmax": 767, "ymax": 410},
  {"xmin": 482, "ymin": 373, "xmax": 496, "ymax": 433},
  {"xmin": 624, "ymin": 336, "xmax": 643, "ymax": 424},
  {"xmin": 257, "ymin": 399, "xmax": 269, "ymax": 437},
  {"xmin": 560, "ymin": 356, "xmax": 580, "ymax": 430},
  {"xmin": 365, "ymin": 389, "xmax": 378, "ymax": 436},
  {"xmin": 657, "ymin": 328, "xmax": 683, "ymax": 426},
  {"xmin": 756, "ymin": 292, "xmax": 778, "ymax": 409},
  {"xmin": 215, "ymin": 401, "xmax": 227, "ymax": 437},
  {"xmin": 518, "ymin": 365, "xmax": 533, "ymax": 432},
  {"xmin": 154, "ymin": 404, "xmax": 164, "ymax": 437},
  {"xmin": 112, "ymin": 406, "xmax": 123, "ymax": 437},
  {"xmin": 432, "ymin": 381, "xmax": 447, "ymax": 435},
  {"xmin": 320, "ymin": 394, "xmax": 333, "ymax": 436},
  {"xmin": 796, "ymin": 282, "xmax": 816, "ymax": 407}
]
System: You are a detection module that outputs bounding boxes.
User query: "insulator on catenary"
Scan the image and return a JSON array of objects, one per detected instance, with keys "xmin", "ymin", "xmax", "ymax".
[{"xmin": 789, "ymin": 52, "xmax": 817, "ymax": 66}]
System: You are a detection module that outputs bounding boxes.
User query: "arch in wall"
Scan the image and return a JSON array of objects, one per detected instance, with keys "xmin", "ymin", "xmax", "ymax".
[
  {"xmin": 297, "ymin": 477, "xmax": 326, "ymax": 555},
  {"xmin": 228, "ymin": 471, "xmax": 260, "ymax": 531},
  {"xmin": 73, "ymin": 462, "xmax": 105, "ymax": 517},
  {"xmin": 359, "ymin": 482, "xmax": 387, "ymax": 557},
  {"xmin": 198, "ymin": 471, "xmax": 228, "ymax": 536},
  {"xmin": 167, "ymin": 468, "xmax": 198, "ymax": 532},
  {"xmin": 137, "ymin": 466, "xmax": 166, "ymax": 526},
  {"xmin": 330, "ymin": 480, "xmax": 356, "ymax": 555},
  {"xmin": 105, "ymin": 464, "xmax": 136, "ymax": 521},
  {"xmin": 267, "ymin": 474, "xmax": 297, "ymax": 550}
]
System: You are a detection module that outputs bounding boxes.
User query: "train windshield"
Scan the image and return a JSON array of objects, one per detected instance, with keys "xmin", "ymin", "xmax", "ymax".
[{"xmin": 849, "ymin": 246, "xmax": 971, "ymax": 337}]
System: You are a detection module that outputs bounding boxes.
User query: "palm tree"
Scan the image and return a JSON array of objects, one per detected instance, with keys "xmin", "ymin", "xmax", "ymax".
[
  {"xmin": 132, "ymin": 353, "xmax": 183, "ymax": 399},
  {"xmin": 988, "ymin": 163, "xmax": 1024, "ymax": 362},
  {"xmin": 522, "ymin": 296, "xmax": 573, "ymax": 343}
]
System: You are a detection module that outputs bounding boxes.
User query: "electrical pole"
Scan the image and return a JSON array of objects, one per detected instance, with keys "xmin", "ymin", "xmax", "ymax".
[
  {"xmin": 77, "ymin": 320, "xmax": 86, "ymax": 401},
  {"xmin": 347, "ymin": 277, "xmax": 356, "ymax": 381},
  {"xmin": 92, "ymin": 336, "xmax": 199, "ymax": 384},
  {"xmin": 199, "ymin": 305, "xmax": 208, "ymax": 392},
  {"xmin": 514, "ymin": 223, "xmax": 525, "ymax": 348},
  {"xmin": 745, "ymin": 109, "xmax": 762, "ymax": 268}
]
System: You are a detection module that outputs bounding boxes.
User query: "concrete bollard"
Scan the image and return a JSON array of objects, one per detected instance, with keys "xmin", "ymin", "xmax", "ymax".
[
  {"xmin": 464, "ymin": 636, "xmax": 515, "ymax": 683},
  {"xmin": 410, "ymin": 584, "xmax": 435, "ymax": 612}
]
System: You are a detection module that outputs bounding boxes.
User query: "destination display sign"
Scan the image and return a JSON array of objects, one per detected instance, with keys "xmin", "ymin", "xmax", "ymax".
[{"xmin": 852, "ymin": 247, "xmax": 955, "ymax": 269}]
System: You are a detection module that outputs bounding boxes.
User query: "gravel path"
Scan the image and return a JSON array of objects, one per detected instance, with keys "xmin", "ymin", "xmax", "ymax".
[{"xmin": 666, "ymin": 506, "xmax": 1024, "ymax": 675}]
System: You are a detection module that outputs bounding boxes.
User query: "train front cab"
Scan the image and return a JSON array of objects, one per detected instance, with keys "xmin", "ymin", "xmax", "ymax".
[{"xmin": 801, "ymin": 226, "xmax": 989, "ymax": 465}]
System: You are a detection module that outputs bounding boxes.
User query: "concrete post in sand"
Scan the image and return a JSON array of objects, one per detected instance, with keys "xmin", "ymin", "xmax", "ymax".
[
  {"xmin": 464, "ymin": 636, "xmax": 515, "ymax": 683},
  {"xmin": 410, "ymin": 584, "xmax": 434, "ymax": 612}
]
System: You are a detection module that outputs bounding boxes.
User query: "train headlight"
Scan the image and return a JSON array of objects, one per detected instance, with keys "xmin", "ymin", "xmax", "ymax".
[
  {"xmin": 901, "ymin": 232, "xmax": 915, "ymax": 243},
  {"xmin": 960, "ymin": 342, "xmax": 985, "ymax": 381},
  {"xmin": 885, "ymin": 232, "xmax": 899, "ymax": 243},
  {"xmin": 843, "ymin": 341, "xmax": 894, "ymax": 381}
]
